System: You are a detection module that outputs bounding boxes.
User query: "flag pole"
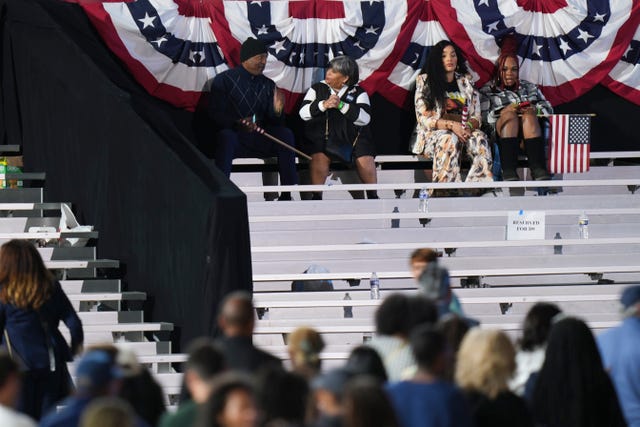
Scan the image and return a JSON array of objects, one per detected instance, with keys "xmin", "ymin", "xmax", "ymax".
[{"xmin": 240, "ymin": 119, "xmax": 312, "ymax": 161}]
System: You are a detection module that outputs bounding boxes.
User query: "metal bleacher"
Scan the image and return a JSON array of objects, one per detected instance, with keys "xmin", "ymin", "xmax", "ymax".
[
  {"xmin": 0, "ymin": 145, "xmax": 184, "ymax": 405},
  {"xmin": 231, "ymin": 153, "xmax": 640, "ymax": 369},
  {"xmin": 4, "ymin": 144, "xmax": 638, "ymax": 402}
]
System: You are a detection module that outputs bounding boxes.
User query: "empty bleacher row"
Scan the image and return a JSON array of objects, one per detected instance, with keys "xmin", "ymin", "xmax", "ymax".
[
  {"xmin": 0, "ymin": 158, "xmax": 185, "ymax": 405},
  {"xmin": 231, "ymin": 154, "xmax": 640, "ymax": 368}
]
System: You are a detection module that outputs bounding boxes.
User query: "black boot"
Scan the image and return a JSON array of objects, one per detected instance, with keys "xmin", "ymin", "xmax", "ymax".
[
  {"xmin": 524, "ymin": 137, "xmax": 551, "ymax": 180},
  {"xmin": 498, "ymin": 137, "xmax": 520, "ymax": 181}
]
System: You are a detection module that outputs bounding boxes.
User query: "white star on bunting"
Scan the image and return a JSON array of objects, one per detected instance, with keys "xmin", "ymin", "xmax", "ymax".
[
  {"xmin": 151, "ymin": 35, "xmax": 168, "ymax": 47},
  {"xmin": 364, "ymin": 26, "xmax": 379, "ymax": 35},
  {"xmin": 256, "ymin": 24, "xmax": 268, "ymax": 35},
  {"xmin": 593, "ymin": 12, "xmax": 607, "ymax": 22},
  {"xmin": 577, "ymin": 29, "xmax": 594, "ymax": 44},
  {"xmin": 138, "ymin": 13, "xmax": 156, "ymax": 29},
  {"xmin": 558, "ymin": 38, "xmax": 571, "ymax": 55}
]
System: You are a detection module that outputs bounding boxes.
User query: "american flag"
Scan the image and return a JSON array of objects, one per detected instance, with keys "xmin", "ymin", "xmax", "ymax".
[
  {"xmin": 79, "ymin": 0, "xmax": 640, "ymax": 111},
  {"xmin": 548, "ymin": 115, "xmax": 592, "ymax": 174}
]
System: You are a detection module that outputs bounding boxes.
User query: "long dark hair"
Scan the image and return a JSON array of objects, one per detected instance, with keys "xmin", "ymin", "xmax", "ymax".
[
  {"xmin": 421, "ymin": 40, "xmax": 469, "ymax": 110},
  {"xmin": 343, "ymin": 377, "xmax": 401, "ymax": 427},
  {"xmin": 519, "ymin": 302, "xmax": 561, "ymax": 351},
  {"xmin": 197, "ymin": 374, "xmax": 256, "ymax": 427},
  {"xmin": 0, "ymin": 239, "xmax": 54, "ymax": 309},
  {"xmin": 531, "ymin": 317, "xmax": 626, "ymax": 427}
]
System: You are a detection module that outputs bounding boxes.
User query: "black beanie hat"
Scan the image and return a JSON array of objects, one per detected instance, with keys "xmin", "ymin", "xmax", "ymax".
[{"xmin": 240, "ymin": 37, "xmax": 267, "ymax": 62}]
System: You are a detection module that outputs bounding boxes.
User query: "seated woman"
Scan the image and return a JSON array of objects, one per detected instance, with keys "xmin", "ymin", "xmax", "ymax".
[
  {"xmin": 412, "ymin": 40, "xmax": 492, "ymax": 195},
  {"xmin": 299, "ymin": 56, "xmax": 377, "ymax": 200},
  {"xmin": 480, "ymin": 39, "xmax": 553, "ymax": 181}
]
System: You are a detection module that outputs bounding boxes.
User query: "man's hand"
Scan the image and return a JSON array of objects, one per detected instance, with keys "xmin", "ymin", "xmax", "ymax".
[
  {"xmin": 238, "ymin": 117, "xmax": 258, "ymax": 132},
  {"xmin": 273, "ymin": 88, "xmax": 285, "ymax": 115}
]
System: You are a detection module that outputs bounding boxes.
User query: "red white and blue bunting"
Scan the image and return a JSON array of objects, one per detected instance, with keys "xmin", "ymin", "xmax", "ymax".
[{"xmin": 80, "ymin": 0, "xmax": 640, "ymax": 112}]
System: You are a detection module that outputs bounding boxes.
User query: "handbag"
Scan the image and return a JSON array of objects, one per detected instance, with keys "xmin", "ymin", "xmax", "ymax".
[
  {"xmin": 324, "ymin": 113, "xmax": 360, "ymax": 163},
  {"xmin": 3, "ymin": 330, "xmax": 28, "ymax": 371}
]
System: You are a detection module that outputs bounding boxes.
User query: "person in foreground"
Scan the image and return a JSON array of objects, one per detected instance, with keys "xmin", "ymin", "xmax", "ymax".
[
  {"xmin": 40, "ymin": 350, "xmax": 138, "ymax": 427},
  {"xmin": 209, "ymin": 37, "xmax": 298, "ymax": 200},
  {"xmin": 479, "ymin": 36, "xmax": 553, "ymax": 181},
  {"xmin": 0, "ymin": 239, "xmax": 83, "ymax": 420},
  {"xmin": 509, "ymin": 302, "xmax": 561, "ymax": 396},
  {"xmin": 0, "ymin": 351, "xmax": 35, "ymax": 427},
  {"xmin": 196, "ymin": 373, "xmax": 258, "ymax": 427},
  {"xmin": 597, "ymin": 285, "xmax": 640, "ymax": 427},
  {"xmin": 386, "ymin": 325, "xmax": 473, "ymax": 427},
  {"xmin": 412, "ymin": 40, "xmax": 492, "ymax": 195},
  {"xmin": 215, "ymin": 291, "xmax": 281, "ymax": 373},
  {"xmin": 299, "ymin": 55, "xmax": 378, "ymax": 200},
  {"xmin": 456, "ymin": 328, "xmax": 532, "ymax": 427},
  {"xmin": 528, "ymin": 316, "xmax": 626, "ymax": 427},
  {"xmin": 159, "ymin": 338, "xmax": 225, "ymax": 427}
]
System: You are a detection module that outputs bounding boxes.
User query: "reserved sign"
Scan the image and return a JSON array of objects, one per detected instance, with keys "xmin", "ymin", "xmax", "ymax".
[{"xmin": 507, "ymin": 210, "xmax": 546, "ymax": 240}]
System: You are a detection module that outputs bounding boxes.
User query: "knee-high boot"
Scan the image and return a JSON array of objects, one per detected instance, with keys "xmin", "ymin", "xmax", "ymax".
[
  {"xmin": 524, "ymin": 137, "xmax": 551, "ymax": 180},
  {"xmin": 498, "ymin": 137, "xmax": 520, "ymax": 181}
]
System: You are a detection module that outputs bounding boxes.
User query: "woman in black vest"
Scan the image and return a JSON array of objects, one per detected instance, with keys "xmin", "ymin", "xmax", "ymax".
[{"xmin": 299, "ymin": 56, "xmax": 377, "ymax": 200}]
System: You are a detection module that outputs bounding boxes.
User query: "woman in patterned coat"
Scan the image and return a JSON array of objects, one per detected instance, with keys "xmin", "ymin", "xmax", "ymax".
[{"xmin": 412, "ymin": 40, "xmax": 493, "ymax": 195}]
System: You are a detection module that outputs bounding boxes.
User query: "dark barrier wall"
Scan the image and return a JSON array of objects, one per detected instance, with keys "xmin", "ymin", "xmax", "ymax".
[{"xmin": 0, "ymin": 0, "xmax": 252, "ymax": 350}]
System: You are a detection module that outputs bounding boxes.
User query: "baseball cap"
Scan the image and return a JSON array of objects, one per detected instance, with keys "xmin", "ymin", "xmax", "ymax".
[
  {"xmin": 311, "ymin": 368, "xmax": 353, "ymax": 398},
  {"xmin": 621, "ymin": 285, "xmax": 640, "ymax": 310},
  {"xmin": 75, "ymin": 351, "xmax": 122, "ymax": 393}
]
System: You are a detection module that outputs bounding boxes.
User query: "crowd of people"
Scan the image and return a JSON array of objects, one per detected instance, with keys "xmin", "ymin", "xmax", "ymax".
[
  {"xmin": 209, "ymin": 35, "xmax": 553, "ymax": 199},
  {"xmin": 0, "ymin": 239, "xmax": 638, "ymax": 427},
  {"xmin": 0, "ymin": 35, "xmax": 634, "ymax": 427}
]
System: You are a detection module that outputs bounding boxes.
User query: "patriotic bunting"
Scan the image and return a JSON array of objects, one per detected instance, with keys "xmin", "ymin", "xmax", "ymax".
[{"xmin": 80, "ymin": 0, "xmax": 640, "ymax": 112}]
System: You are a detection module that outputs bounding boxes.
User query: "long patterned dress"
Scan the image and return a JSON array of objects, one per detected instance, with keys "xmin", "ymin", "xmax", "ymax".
[{"xmin": 412, "ymin": 73, "xmax": 493, "ymax": 193}]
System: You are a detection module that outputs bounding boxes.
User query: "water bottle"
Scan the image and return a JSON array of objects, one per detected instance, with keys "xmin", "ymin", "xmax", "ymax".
[
  {"xmin": 578, "ymin": 212, "xmax": 589, "ymax": 239},
  {"xmin": 418, "ymin": 188, "xmax": 430, "ymax": 227},
  {"xmin": 391, "ymin": 207, "xmax": 400, "ymax": 228},
  {"xmin": 553, "ymin": 232, "xmax": 563, "ymax": 254},
  {"xmin": 370, "ymin": 272, "xmax": 380, "ymax": 300},
  {"xmin": 343, "ymin": 292, "xmax": 353, "ymax": 318}
]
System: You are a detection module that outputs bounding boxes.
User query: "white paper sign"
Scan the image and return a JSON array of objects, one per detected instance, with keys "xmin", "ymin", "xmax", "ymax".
[{"xmin": 507, "ymin": 211, "xmax": 546, "ymax": 240}]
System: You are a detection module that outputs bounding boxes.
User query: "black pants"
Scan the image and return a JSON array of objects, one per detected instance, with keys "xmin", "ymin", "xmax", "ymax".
[{"xmin": 19, "ymin": 365, "xmax": 73, "ymax": 420}]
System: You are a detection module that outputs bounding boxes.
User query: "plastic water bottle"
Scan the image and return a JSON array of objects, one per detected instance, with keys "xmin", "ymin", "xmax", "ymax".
[
  {"xmin": 578, "ymin": 212, "xmax": 589, "ymax": 239},
  {"xmin": 343, "ymin": 293, "xmax": 353, "ymax": 318},
  {"xmin": 370, "ymin": 272, "xmax": 380, "ymax": 300},
  {"xmin": 418, "ymin": 188, "xmax": 430, "ymax": 227},
  {"xmin": 553, "ymin": 232, "xmax": 563, "ymax": 254},
  {"xmin": 391, "ymin": 207, "xmax": 400, "ymax": 228}
]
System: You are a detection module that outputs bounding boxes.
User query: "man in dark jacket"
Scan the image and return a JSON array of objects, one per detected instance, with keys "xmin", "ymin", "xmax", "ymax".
[
  {"xmin": 215, "ymin": 291, "xmax": 281, "ymax": 373},
  {"xmin": 209, "ymin": 37, "xmax": 298, "ymax": 200}
]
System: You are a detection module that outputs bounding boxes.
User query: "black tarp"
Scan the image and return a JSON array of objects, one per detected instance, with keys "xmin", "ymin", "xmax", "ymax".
[{"xmin": 0, "ymin": 0, "xmax": 252, "ymax": 350}]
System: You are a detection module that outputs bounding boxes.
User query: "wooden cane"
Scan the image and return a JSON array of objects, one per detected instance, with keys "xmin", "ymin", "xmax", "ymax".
[{"xmin": 240, "ymin": 119, "xmax": 312, "ymax": 160}]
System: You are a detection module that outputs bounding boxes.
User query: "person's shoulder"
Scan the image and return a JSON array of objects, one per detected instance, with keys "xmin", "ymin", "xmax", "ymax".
[
  {"xmin": 457, "ymin": 72, "xmax": 474, "ymax": 83},
  {"xmin": 213, "ymin": 68, "xmax": 232, "ymax": 79},
  {"xmin": 479, "ymin": 82, "xmax": 495, "ymax": 94},
  {"xmin": 416, "ymin": 73, "xmax": 428, "ymax": 83},
  {"xmin": 212, "ymin": 67, "xmax": 238, "ymax": 83},
  {"xmin": 0, "ymin": 405, "xmax": 36, "ymax": 427},
  {"xmin": 348, "ymin": 84, "xmax": 367, "ymax": 95},
  {"xmin": 597, "ymin": 322, "xmax": 621, "ymax": 346},
  {"xmin": 256, "ymin": 345, "xmax": 281, "ymax": 363},
  {"xmin": 520, "ymin": 80, "xmax": 540, "ymax": 90}
]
